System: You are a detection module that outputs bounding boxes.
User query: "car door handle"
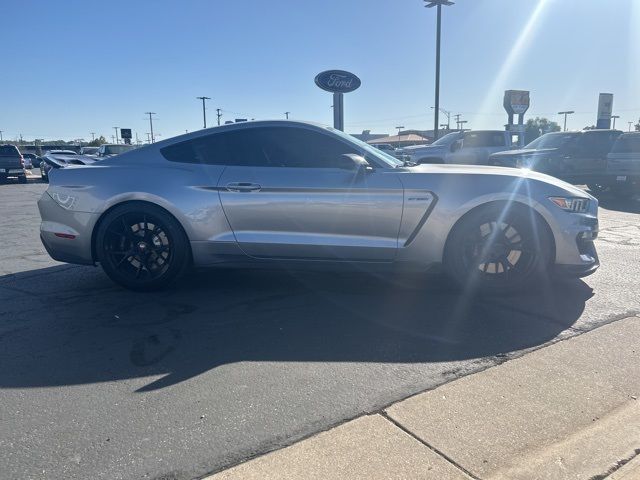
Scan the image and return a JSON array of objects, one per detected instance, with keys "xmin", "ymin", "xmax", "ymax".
[{"xmin": 225, "ymin": 182, "xmax": 262, "ymax": 192}]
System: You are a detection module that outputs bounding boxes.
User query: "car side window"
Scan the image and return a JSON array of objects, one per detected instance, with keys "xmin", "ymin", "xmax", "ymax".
[
  {"xmin": 251, "ymin": 127, "xmax": 359, "ymax": 168},
  {"xmin": 463, "ymin": 132, "xmax": 503, "ymax": 148},
  {"xmin": 161, "ymin": 127, "xmax": 359, "ymax": 168}
]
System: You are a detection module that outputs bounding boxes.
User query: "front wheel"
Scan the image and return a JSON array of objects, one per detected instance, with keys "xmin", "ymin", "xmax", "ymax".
[
  {"xmin": 96, "ymin": 203, "xmax": 191, "ymax": 291},
  {"xmin": 444, "ymin": 204, "xmax": 553, "ymax": 292}
]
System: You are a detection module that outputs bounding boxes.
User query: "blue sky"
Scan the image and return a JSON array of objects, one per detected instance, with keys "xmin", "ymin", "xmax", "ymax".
[{"xmin": 0, "ymin": 0, "xmax": 638, "ymax": 141}]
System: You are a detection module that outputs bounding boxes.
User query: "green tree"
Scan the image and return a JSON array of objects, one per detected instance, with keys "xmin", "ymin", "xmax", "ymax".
[
  {"xmin": 524, "ymin": 117, "xmax": 561, "ymax": 144},
  {"xmin": 88, "ymin": 136, "xmax": 107, "ymax": 147}
]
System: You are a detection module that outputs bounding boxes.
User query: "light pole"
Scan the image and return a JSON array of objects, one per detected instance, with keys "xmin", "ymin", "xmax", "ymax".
[
  {"xmin": 396, "ymin": 126, "xmax": 405, "ymax": 149},
  {"xmin": 145, "ymin": 112, "xmax": 156, "ymax": 142},
  {"xmin": 611, "ymin": 115, "xmax": 620, "ymax": 129},
  {"xmin": 197, "ymin": 96, "xmax": 210, "ymax": 128},
  {"xmin": 113, "ymin": 127, "xmax": 119, "ymax": 144},
  {"xmin": 558, "ymin": 111, "xmax": 574, "ymax": 132},
  {"xmin": 0, "ymin": 130, "xmax": 3, "ymax": 141},
  {"xmin": 629, "ymin": 122, "xmax": 634, "ymax": 132},
  {"xmin": 285, "ymin": 111, "xmax": 290, "ymax": 119},
  {"xmin": 425, "ymin": 0, "xmax": 454, "ymax": 141}
]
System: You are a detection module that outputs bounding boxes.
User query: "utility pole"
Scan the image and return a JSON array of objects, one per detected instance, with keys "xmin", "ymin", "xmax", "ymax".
[
  {"xmin": 113, "ymin": 127, "xmax": 119, "ymax": 144},
  {"xmin": 145, "ymin": 132, "xmax": 151, "ymax": 144},
  {"xmin": 145, "ymin": 112, "xmax": 156, "ymax": 142},
  {"xmin": 285, "ymin": 111, "xmax": 290, "ymax": 119},
  {"xmin": 216, "ymin": 108, "xmax": 222, "ymax": 126},
  {"xmin": 454, "ymin": 114, "xmax": 462, "ymax": 130},
  {"xmin": 458, "ymin": 120, "xmax": 468, "ymax": 130},
  {"xmin": 629, "ymin": 122, "xmax": 634, "ymax": 132},
  {"xmin": 90, "ymin": 132, "xmax": 96, "ymax": 141},
  {"xmin": 425, "ymin": 0, "xmax": 454, "ymax": 141},
  {"xmin": 111, "ymin": 135, "xmax": 116, "ymax": 143},
  {"xmin": 558, "ymin": 111, "xmax": 574, "ymax": 132},
  {"xmin": 396, "ymin": 125, "xmax": 405, "ymax": 149},
  {"xmin": 611, "ymin": 115, "xmax": 620, "ymax": 129},
  {"xmin": 0, "ymin": 130, "xmax": 3, "ymax": 141},
  {"xmin": 197, "ymin": 96, "xmax": 211, "ymax": 128},
  {"xmin": 135, "ymin": 132, "xmax": 139, "ymax": 145}
]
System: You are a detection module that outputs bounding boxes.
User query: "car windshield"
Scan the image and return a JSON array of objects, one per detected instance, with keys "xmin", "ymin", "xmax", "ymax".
[
  {"xmin": 430, "ymin": 131, "xmax": 462, "ymax": 146},
  {"xmin": 525, "ymin": 132, "xmax": 580, "ymax": 149},
  {"xmin": 331, "ymin": 128, "xmax": 403, "ymax": 167},
  {"xmin": 0, "ymin": 145, "xmax": 20, "ymax": 155},
  {"xmin": 104, "ymin": 145, "xmax": 136, "ymax": 155}
]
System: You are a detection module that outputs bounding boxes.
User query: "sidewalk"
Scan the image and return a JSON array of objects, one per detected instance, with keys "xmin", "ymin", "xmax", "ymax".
[{"xmin": 205, "ymin": 315, "xmax": 640, "ymax": 480}]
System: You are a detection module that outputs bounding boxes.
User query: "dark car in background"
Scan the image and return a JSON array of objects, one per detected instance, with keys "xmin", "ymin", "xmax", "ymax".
[
  {"xmin": 0, "ymin": 144, "xmax": 27, "ymax": 183},
  {"xmin": 489, "ymin": 129, "xmax": 623, "ymax": 192},
  {"xmin": 606, "ymin": 132, "xmax": 640, "ymax": 196}
]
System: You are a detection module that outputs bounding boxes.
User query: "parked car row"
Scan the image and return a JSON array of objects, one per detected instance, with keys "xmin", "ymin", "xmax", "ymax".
[
  {"xmin": 390, "ymin": 128, "xmax": 639, "ymax": 197},
  {"xmin": 490, "ymin": 130, "xmax": 640, "ymax": 197}
]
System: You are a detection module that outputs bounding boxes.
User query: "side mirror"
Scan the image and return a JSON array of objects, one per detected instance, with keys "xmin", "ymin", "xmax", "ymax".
[
  {"xmin": 450, "ymin": 140, "xmax": 463, "ymax": 152},
  {"xmin": 337, "ymin": 154, "xmax": 372, "ymax": 172}
]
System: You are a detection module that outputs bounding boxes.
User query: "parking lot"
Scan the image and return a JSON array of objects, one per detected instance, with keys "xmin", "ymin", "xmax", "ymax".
[{"xmin": 0, "ymin": 178, "xmax": 637, "ymax": 479}]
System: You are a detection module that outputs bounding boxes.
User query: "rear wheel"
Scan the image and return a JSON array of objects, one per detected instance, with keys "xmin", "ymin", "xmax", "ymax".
[
  {"xmin": 444, "ymin": 204, "xmax": 553, "ymax": 292},
  {"xmin": 96, "ymin": 203, "xmax": 190, "ymax": 291}
]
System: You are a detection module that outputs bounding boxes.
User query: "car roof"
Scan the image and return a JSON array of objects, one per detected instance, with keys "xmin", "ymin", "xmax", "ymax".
[{"xmin": 149, "ymin": 120, "xmax": 331, "ymax": 149}]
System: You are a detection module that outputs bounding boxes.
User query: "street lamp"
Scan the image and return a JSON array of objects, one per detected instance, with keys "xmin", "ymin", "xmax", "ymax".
[
  {"xmin": 611, "ymin": 115, "xmax": 620, "ymax": 129},
  {"xmin": 396, "ymin": 125, "xmax": 405, "ymax": 149},
  {"xmin": 431, "ymin": 106, "xmax": 450, "ymax": 130},
  {"xmin": 113, "ymin": 126, "xmax": 119, "ymax": 144},
  {"xmin": 558, "ymin": 111, "xmax": 574, "ymax": 132},
  {"xmin": 197, "ymin": 96, "xmax": 211, "ymax": 128},
  {"xmin": 424, "ymin": 0, "xmax": 454, "ymax": 141}
]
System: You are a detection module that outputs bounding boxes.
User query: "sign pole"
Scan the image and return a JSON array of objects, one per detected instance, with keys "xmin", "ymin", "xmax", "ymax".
[
  {"xmin": 315, "ymin": 70, "xmax": 360, "ymax": 132},
  {"xmin": 333, "ymin": 92, "xmax": 344, "ymax": 131}
]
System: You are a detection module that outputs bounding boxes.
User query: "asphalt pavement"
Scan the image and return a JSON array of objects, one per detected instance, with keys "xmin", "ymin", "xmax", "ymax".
[{"xmin": 1, "ymin": 180, "xmax": 639, "ymax": 480}]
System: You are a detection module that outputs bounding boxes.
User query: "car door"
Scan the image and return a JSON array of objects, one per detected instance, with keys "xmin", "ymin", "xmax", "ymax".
[{"xmin": 216, "ymin": 125, "xmax": 404, "ymax": 261}]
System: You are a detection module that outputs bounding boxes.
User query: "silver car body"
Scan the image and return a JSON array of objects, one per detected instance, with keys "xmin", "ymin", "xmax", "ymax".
[{"xmin": 38, "ymin": 121, "xmax": 598, "ymax": 276}]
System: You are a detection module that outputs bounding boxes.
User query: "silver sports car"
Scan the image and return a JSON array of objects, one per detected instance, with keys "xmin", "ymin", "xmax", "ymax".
[{"xmin": 38, "ymin": 120, "xmax": 599, "ymax": 291}]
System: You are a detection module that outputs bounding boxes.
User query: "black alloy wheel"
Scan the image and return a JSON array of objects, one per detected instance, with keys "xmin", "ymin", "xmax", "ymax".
[
  {"xmin": 445, "ymin": 204, "xmax": 552, "ymax": 291},
  {"xmin": 96, "ymin": 203, "xmax": 190, "ymax": 291}
]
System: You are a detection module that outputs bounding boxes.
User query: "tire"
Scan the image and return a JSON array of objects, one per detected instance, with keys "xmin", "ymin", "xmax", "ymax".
[
  {"xmin": 444, "ymin": 203, "xmax": 553, "ymax": 292},
  {"xmin": 96, "ymin": 203, "xmax": 191, "ymax": 291},
  {"xmin": 18, "ymin": 175, "xmax": 27, "ymax": 184}
]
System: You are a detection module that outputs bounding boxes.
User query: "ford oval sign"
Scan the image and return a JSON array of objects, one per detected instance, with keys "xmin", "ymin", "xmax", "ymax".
[{"xmin": 315, "ymin": 70, "xmax": 361, "ymax": 93}]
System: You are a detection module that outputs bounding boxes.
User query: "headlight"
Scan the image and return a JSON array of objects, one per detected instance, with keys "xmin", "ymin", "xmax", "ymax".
[{"xmin": 549, "ymin": 197, "xmax": 590, "ymax": 213}]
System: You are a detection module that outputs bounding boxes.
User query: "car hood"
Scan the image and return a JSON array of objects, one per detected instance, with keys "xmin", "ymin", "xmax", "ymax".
[
  {"xmin": 490, "ymin": 148, "xmax": 558, "ymax": 157},
  {"xmin": 404, "ymin": 163, "xmax": 591, "ymax": 198}
]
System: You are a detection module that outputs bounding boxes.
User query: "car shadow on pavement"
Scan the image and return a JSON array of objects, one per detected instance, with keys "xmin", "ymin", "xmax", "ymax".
[{"xmin": 0, "ymin": 265, "xmax": 594, "ymax": 392}]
